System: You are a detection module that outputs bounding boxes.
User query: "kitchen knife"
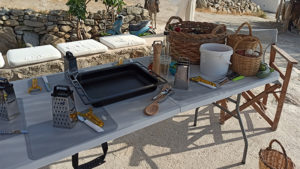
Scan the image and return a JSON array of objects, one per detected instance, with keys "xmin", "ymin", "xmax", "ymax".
[
  {"xmin": 77, "ymin": 115, "xmax": 104, "ymax": 133},
  {"xmin": 42, "ymin": 76, "xmax": 51, "ymax": 92}
]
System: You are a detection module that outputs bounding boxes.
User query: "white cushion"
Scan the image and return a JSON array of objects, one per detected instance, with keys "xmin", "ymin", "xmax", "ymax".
[
  {"xmin": 0, "ymin": 52, "xmax": 4, "ymax": 68},
  {"xmin": 100, "ymin": 34, "xmax": 146, "ymax": 49},
  {"xmin": 7, "ymin": 45, "xmax": 61, "ymax": 67},
  {"xmin": 56, "ymin": 39, "xmax": 108, "ymax": 57}
]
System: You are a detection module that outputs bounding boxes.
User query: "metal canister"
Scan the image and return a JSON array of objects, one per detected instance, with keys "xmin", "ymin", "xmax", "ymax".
[
  {"xmin": 0, "ymin": 78, "xmax": 19, "ymax": 121},
  {"xmin": 163, "ymin": 31, "xmax": 170, "ymax": 56},
  {"xmin": 174, "ymin": 57, "xmax": 190, "ymax": 90}
]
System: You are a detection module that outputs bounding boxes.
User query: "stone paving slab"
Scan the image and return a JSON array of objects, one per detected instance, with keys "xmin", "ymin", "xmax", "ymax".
[
  {"xmin": 7, "ymin": 45, "xmax": 61, "ymax": 67},
  {"xmin": 56, "ymin": 39, "xmax": 108, "ymax": 57}
]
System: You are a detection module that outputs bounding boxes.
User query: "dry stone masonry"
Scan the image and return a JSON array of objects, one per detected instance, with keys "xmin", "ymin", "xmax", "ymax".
[
  {"xmin": 0, "ymin": 6, "xmax": 150, "ymax": 54},
  {"xmin": 196, "ymin": 0, "xmax": 261, "ymax": 14}
]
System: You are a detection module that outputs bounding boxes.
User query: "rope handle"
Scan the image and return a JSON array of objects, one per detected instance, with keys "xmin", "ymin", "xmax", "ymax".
[
  {"xmin": 211, "ymin": 24, "xmax": 226, "ymax": 35},
  {"xmin": 267, "ymin": 139, "xmax": 288, "ymax": 169},
  {"xmin": 165, "ymin": 16, "xmax": 183, "ymax": 31},
  {"xmin": 235, "ymin": 22, "xmax": 253, "ymax": 36},
  {"xmin": 233, "ymin": 37, "xmax": 262, "ymax": 55}
]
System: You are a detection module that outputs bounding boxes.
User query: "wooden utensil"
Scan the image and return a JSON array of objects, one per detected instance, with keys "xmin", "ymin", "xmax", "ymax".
[
  {"xmin": 152, "ymin": 40, "xmax": 163, "ymax": 75},
  {"xmin": 144, "ymin": 84, "xmax": 170, "ymax": 116},
  {"xmin": 144, "ymin": 101, "xmax": 160, "ymax": 116}
]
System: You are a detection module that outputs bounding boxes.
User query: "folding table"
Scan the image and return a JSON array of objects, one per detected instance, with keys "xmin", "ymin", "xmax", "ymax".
[{"xmin": 0, "ymin": 57, "xmax": 279, "ymax": 169}]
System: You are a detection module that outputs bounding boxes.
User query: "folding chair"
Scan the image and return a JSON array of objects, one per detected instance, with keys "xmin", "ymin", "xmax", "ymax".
[{"xmin": 217, "ymin": 29, "xmax": 298, "ymax": 131}]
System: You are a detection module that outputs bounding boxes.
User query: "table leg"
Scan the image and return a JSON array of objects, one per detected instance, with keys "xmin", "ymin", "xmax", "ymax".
[
  {"xmin": 212, "ymin": 94, "xmax": 248, "ymax": 164},
  {"xmin": 72, "ymin": 142, "xmax": 108, "ymax": 169},
  {"xmin": 235, "ymin": 94, "xmax": 248, "ymax": 164},
  {"xmin": 72, "ymin": 153, "xmax": 78, "ymax": 169},
  {"xmin": 193, "ymin": 107, "xmax": 200, "ymax": 126}
]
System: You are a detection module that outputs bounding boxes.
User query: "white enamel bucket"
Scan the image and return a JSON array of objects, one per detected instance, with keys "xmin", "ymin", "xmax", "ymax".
[{"xmin": 200, "ymin": 43, "xmax": 233, "ymax": 81}]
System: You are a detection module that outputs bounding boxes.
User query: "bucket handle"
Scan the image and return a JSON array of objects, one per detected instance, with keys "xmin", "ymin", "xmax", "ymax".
[
  {"xmin": 221, "ymin": 56, "xmax": 231, "ymax": 65},
  {"xmin": 235, "ymin": 22, "xmax": 253, "ymax": 36},
  {"xmin": 213, "ymin": 53, "xmax": 231, "ymax": 65},
  {"xmin": 267, "ymin": 139, "xmax": 288, "ymax": 169}
]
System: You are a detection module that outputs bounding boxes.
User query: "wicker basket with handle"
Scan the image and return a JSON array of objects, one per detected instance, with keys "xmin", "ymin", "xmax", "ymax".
[
  {"xmin": 231, "ymin": 37, "xmax": 262, "ymax": 76},
  {"xmin": 227, "ymin": 22, "xmax": 259, "ymax": 50},
  {"xmin": 165, "ymin": 16, "xmax": 226, "ymax": 64},
  {"xmin": 259, "ymin": 139, "xmax": 295, "ymax": 169}
]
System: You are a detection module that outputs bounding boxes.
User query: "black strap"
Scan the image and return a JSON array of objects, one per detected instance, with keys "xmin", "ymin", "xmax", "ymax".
[{"xmin": 72, "ymin": 142, "xmax": 108, "ymax": 169}]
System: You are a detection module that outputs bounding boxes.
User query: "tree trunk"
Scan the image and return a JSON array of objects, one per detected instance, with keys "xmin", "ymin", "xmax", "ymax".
[
  {"xmin": 77, "ymin": 20, "xmax": 82, "ymax": 40},
  {"xmin": 112, "ymin": 8, "xmax": 115, "ymax": 23},
  {"xmin": 104, "ymin": 12, "xmax": 107, "ymax": 32}
]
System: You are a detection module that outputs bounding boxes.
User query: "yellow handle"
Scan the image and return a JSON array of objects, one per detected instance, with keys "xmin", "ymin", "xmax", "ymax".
[
  {"xmin": 78, "ymin": 108, "xmax": 104, "ymax": 127},
  {"xmin": 190, "ymin": 76, "xmax": 217, "ymax": 87},
  {"xmin": 28, "ymin": 78, "xmax": 42, "ymax": 94}
]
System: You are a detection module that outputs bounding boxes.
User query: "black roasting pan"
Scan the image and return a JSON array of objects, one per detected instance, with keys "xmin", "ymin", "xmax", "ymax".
[{"xmin": 70, "ymin": 62, "xmax": 166, "ymax": 107}]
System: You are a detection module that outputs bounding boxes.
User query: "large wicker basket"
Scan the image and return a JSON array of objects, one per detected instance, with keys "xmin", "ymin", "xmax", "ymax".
[
  {"xmin": 259, "ymin": 139, "xmax": 295, "ymax": 169},
  {"xmin": 227, "ymin": 22, "xmax": 259, "ymax": 50},
  {"xmin": 165, "ymin": 16, "xmax": 226, "ymax": 64},
  {"xmin": 231, "ymin": 37, "xmax": 262, "ymax": 76}
]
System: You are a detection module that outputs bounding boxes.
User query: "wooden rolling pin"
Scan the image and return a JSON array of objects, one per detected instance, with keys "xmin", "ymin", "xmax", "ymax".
[{"xmin": 152, "ymin": 40, "xmax": 163, "ymax": 75}]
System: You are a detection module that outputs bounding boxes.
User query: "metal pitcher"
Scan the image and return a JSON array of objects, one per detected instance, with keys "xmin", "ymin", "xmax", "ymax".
[{"xmin": 174, "ymin": 57, "xmax": 190, "ymax": 90}]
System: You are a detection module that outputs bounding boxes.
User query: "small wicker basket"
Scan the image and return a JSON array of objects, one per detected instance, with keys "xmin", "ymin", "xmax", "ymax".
[
  {"xmin": 165, "ymin": 16, "xmax": 226, "ymax": 64},
  {"xmin": 231, "ymin": 37, "xmax": 262, "ymax": 76},
  {"xmin": 259, "ymin": 139, "xmax": 295, "ymax": 169},
  {"xmin": 227, "ymin": 22, "xmax": 259, "ymax": 50}
]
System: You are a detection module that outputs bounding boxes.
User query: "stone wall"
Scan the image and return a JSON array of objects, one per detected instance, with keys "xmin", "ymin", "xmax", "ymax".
[
  {"xmin": 0, "ymin": 5, "xmax": 150, "ymax": 54},
  {"xmin": 196, "ymin": 0, "xmax": 261, "ymax": 14}
]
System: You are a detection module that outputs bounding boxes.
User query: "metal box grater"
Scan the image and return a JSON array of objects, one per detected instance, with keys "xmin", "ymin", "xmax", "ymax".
[
  {"xmin": 0, "ymin": 78, "xmax": 19, "ymax": 121},
  {"xmin": 51, "ymin": 85, "xmax": 77, "ymax": 129},
  {"xmin": 174, "ymin": 57, "xmax": 190, "ymax": 90}
]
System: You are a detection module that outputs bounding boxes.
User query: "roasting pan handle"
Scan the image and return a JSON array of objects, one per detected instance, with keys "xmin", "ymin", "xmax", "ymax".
[
  {"xmin": 134, "ymin": 62, "xmax": 168, "ymax": 85},
  {"xmin": 71, "ymin": 78, "xmax": 90, "ymax": 105},
  {"xmin": 149, "ymin": 70, "xmax": 168, "ymax": 85}
]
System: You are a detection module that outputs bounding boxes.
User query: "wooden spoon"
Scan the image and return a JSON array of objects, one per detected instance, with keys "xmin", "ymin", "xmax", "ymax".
[
  {"xmin": 144, "ymin": 84, "xmax": 170, "ymax": 116},
  {"xmin": 144, "ymin": 100, "xmax": 160, "ymax": 116}
]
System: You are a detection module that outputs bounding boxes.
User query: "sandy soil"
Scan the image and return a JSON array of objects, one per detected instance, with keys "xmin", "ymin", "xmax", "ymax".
[{"xmin": 1, "ymin": 1, "xmax": 299, "ymax": 169}]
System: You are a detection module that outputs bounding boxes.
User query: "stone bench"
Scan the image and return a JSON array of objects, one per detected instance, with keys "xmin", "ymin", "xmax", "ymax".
[
  {"xmin": 7, "ymin": 45, "xmax": 62, "ymax": 67},
  {"xmin": 56, "ymin": 39, "xmax": 108, "ymax": 57},
  {"xmin": 0, "ymin": 35, "xmax": 156, "ymax": 80},
  {"xmin": 100, "ymin": 34, "xmax": 146, "ymax": 49},
  {"xmin": 0, "ymin": 52, "xmax": 4, "ymax": 68}
]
